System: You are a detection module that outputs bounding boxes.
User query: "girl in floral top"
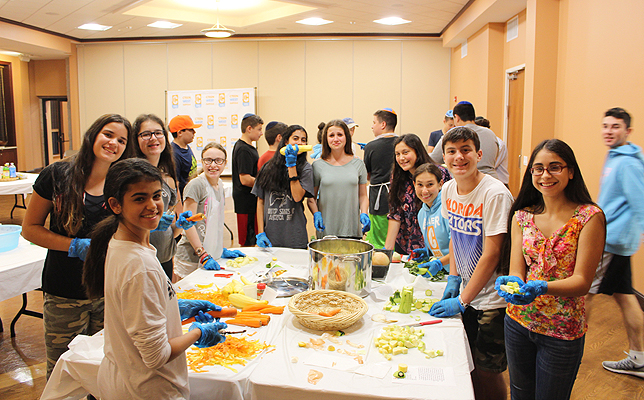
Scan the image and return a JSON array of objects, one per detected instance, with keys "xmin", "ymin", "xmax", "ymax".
[
  {"xmin": 385, "ymin": 134, "xmax": 450, "ymax": 255},
  {"xmin": 496, "ymin": 139, "xmax": 605, "ymax": 400}
]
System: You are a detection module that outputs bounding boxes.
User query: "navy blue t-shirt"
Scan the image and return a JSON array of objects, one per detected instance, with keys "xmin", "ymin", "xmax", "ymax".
[{"xmin": 172, "ymin": 142, "xmax": 197, "ymax": 197}]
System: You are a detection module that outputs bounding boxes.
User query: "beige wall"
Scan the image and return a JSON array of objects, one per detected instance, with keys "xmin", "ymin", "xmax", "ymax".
[{"xmin": 76, "ymin": 39, "xmax": 451, "ymax": 153}]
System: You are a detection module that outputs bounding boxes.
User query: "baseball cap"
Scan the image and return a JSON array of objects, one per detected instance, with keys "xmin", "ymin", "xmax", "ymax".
[
  {"xmin": 168, "ymin": 115, "xmax": 202, "ymax": 133},
  {"xmin": 445, "ymin": 110, "xmax": 454, "ymax": 118},
  {"xmin": 342, "ymin": 117, "xmax": 359, "ymax": 129}
]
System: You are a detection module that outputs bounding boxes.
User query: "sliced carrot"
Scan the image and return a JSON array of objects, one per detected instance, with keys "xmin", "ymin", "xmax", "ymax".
[
  {"xmin": 335, "ymin": 267, "xmax": 341, "ymax": 281},
  {"xmin": 186, "ymin": 213, "xmax": 205, "ymax": 222},
  {"xmin": 238, "ymin": 312, "xmax": 270, "ymax": 325},
  {"xmin": 181, "ymin": 307, "xmax": 238, "ymax": 325},
  {"xmin": 320, "ymin": 274, "xmax": 327, "ymax": 288},
  {"xmin": 259, "ymin": 306, "xmax": 284, "ymax": 315},
  {"xmin": 226, "ymin": 318, "xmax": 263, "ymax": 328},
  {"xmin": 242, "ymin": 304, "xmax": 273, "ymax": 312},
  {"xmin": 319, "ymin": 308, "xmax": 341, "ymax": 317}
]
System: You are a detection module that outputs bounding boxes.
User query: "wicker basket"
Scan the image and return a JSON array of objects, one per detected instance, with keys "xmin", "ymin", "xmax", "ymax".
[{"xmin": 288, "ymin": 289, "xmax": 369, "ymax": 331}]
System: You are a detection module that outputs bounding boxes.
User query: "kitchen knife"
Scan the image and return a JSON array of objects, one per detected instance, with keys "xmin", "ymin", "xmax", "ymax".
[{"xmin": 399, "ymin": 319, "xmax": 442, "ymax": 327}]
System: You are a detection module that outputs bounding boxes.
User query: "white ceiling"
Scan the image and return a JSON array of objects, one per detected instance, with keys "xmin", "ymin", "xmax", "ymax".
[{"xmin": 0, "ymin": 0, "xmax": 471, "ymax": 40}]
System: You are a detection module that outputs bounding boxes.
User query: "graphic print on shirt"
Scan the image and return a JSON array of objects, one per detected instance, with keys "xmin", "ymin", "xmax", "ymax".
[
  {"xmin": 267, "ymin": 190, "xmax": 295, "ymax": 221},
  {"xmin": 167, "ymin": 279, "xmax": 176, "ymax": 300},
  {"xmin": 446, "ymin": 198, "xmax": 483, "ymax": 280},
  {"xmin": 424, "ymin": 225, "xmax": 444, "ymax": 258}
]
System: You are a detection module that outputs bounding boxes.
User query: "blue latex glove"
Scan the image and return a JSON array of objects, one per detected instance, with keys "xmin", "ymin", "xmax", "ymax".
[
  {"xmin": 177, "ymin": 299, "xmax": 221, "ymax": 320},
  {"xmin": 311, "ymin": 144, "xmax": 322, "ymax": 159},
  {"xmin": 194, "ymin": 310, "xmax": 215, "ymax": 324},
  {"xmin": 357, "ymin": 142, "xmax": 367, "ymax": 150},
  {"xmin": 153, "ymin": 212, "xmax": 174, "ymax": 232},
  {"xmin": 189, "ymin": 321, "xmax": 228, "ymax": 348},
  {"xmin": 199, "ymin": 253, "xmax": 221, "ymax": 270},
  {"xmin": 68, "ymin": 238, "xmax": 91, "ymax": 261},
  {"xmin": 494, "ymin": 275, "xmax": 526, "ymax": 303},
  {"xmin": 176, "ymin": 210, "xmax": 198, "ymax": 230},
  {"xmin": 284, "ymin": 144, "xmax": 299, "ymax": 168},
  {"xmin": 221, "ymin": 248, "xmax": 246, "ymax": 258},
  {"xmin": 429, "ymin": 296, "xmax": 465, "ymax": 317},
  {"xmin": 359, "ymin": 213, "xmax": 371, "ymax": 234},
  {"xmin": 411, "ymin": 247, "xmax": 430, "ymax": 261},
  {"xmin": 313, "ymin": 211, "xmax": 325, "ymax": 231},
  {"xmin": 441, "ymin": 275, "xmax": 462, "ymax": 300},
  {"xmin": 508, "ymin": 280, "xmax": 548, "ymax": 305},
  {"xmin": 256, "ymin": 232, "xmax": 272, "ymax": 248},
  {"xmin": 420, "ymin": 259, "xmax": 444, "ymax": 277}
]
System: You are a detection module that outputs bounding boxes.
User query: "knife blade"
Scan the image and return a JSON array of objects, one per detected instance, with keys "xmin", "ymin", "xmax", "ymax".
[{"xmin": 399, "ymin": 319, "xmax": 442, "ymax": 327}]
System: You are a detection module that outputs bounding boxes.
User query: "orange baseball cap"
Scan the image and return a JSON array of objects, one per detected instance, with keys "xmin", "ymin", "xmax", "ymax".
[{"xmin": 169, "ymin": 115, "xmax": 202, "ymax": 133}]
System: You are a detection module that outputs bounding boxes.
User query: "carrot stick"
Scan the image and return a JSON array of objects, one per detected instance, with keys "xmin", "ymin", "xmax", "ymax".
[
  {"xmin": 226, "ymin": 318, "xmax": 263, "ymax": 328},
  {"xmin": 181, "ymin": 307, "xmax": 238, "ymax": 324},
  {"xmin": 259, "ymin": 306, "xmax": 284, "ymax": 315},
  {"xmin": 242, "ymin": 304, "xmax": 273, "ymax": 312},
  {"xmin": 238, "ymin": 312, "xmax": 270, "ymax": 324},
  {"xmin": 186, "ymin": 213, "xmax": 205, "ymax": 222},
  {"xmin": 319, "ymin": 308, "xmax": 341, "ymax": 317}
]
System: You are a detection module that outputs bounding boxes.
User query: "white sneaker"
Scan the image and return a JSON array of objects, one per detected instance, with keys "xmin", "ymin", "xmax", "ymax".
[{"xmin": 602, "ymin": 354, "xmax": 644, "ymax": 378}]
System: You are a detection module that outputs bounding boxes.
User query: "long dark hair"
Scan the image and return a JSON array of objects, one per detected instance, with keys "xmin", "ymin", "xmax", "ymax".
[
  {"xmin": 321, "ymin": 119, "xmax": 353, "ymax": 159},
  {"xmin": 389, "ymin": 134, "xmax": 434, "ymax": 213},
  {"xmin": 132, "ymin": 114, "xmax": 178, "ymax": 184},
  {"xmin": 497, "ymin": 139, "xmax": 598, "ymax": 274},
  {"xmin": 56, "ymin": 114, "xmax": 132, "ymax": 236},
  {"xmin": 256, "ymin": 125, "xmax": 309, "ymax": 194},
  {"xmin": 83, "ymin": 159, "xmax": 164, "ymax": 299}
]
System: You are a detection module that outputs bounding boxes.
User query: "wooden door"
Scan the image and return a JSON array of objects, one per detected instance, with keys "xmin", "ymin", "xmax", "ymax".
[{"xmin": 507, "ymin": 69, "xmax": 525, "ymax": 196}]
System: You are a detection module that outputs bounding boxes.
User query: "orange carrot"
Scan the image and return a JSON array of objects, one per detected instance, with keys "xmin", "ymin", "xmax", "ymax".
[
  {"xmin": 187, "ymin": 213, "xmax": 205, "ymax": 222},
  {"xmin": 181, "ymin": 307, "xmax": 238, "ymax": 324},
  {"xmin": 238, "ymin": 312, "xmax": 270, "ymax": 324},
  {"xmin": 319, "ymin": 308, "xmax": 341, "ymax": 317},
  {"xmin": 335, "ymin": 267, "xmax": 341, "ymax": 281},
  {"xmin": 321, "ymin": 275, "xmax": 327, "ymax": 288},
  {"xmin": 226, "ymin": 318, "xmax": 263, "ymax": 328},
  {"xmin": 242, "ymin": 304, "xmax": 273, "ymax": 312},
  {"xmin": 259, "ymin": 306, "xmax": 284, "ymax": 315}
]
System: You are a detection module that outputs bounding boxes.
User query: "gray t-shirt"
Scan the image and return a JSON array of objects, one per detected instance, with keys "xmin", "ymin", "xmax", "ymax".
[
  {"xmin": 312, "ymin": 157, "xmax": 367, "ymax": 238},
  {"xmin": 429, "ymin": 123, "xmax": 499, "ymax": 179},
  {"xmin": 175, "ymin": 175, "xmax": 225, "ymax": 264},
  {"xmin": 149, "ymin": 180, "xmax": 177, "ymax": 263},
  {"xmin": 251, "ymin": 163, "xmax": 314, "ymax": 249}
]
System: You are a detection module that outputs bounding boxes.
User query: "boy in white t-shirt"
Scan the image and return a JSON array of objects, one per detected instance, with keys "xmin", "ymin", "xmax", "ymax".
[{"xmin": 429, "ymin": 126, "xmax": 513, "ymax": 400}]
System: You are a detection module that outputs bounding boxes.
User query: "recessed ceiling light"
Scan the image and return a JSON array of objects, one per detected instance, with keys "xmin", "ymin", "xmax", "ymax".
[
  {"xmin": 78, "ymin": 23, "xmax": 112, "ymax": 31},
  {"xmin": 296, "ymin": 17, "xmax": 333, "ymax": 26},
  {"xmin": 147, "ymin": 21, "xmax": 182, "ymax": 29},
  {"xmin": 374, "ymin": 17, "xmax": 411, "ymax": 26}
]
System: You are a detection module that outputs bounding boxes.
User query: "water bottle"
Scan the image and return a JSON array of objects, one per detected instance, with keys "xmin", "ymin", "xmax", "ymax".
[
  {"xmin": 9, "ymin": 162, "xmax": 16, "ymax": 178},
  {"xmin": 2, "ymin": 163, "xmax": 8, "ymax": 179}
]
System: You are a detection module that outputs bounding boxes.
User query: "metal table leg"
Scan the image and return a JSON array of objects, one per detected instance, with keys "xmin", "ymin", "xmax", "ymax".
[
  {"xmin": 10, "ymin": 292, "xmax": 43, "ymax": 337},
  {"xmin": 11, "ymin": 193, "xmax": 27, "ymax": 219}
]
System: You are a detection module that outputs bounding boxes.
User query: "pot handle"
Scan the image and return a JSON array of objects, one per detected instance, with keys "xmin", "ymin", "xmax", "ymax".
[{"xmin": 322, "ymin": 235, "xmax": 338, "ymax": 239}]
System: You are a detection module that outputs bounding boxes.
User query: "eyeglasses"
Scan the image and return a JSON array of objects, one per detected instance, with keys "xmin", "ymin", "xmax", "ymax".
[
  {"xmin": 202, "ymin": 157, "xmax": 225, "ymax": 165},
  {"xmin": 530, "ymin": 164, "xmax": 568, "ymax": 176},
  {"xmin": 138, "ymin": 130, "xmax": 165, "ymax": 141}
]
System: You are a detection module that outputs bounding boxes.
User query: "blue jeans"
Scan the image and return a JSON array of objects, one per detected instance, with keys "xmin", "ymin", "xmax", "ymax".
[{"xmin": 504, "ymin": 315, "xmax": 585, "ymax": 400}]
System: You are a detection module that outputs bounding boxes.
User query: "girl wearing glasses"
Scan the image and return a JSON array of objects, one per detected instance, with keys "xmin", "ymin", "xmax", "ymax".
[
  {"xmin": 131, "ymin": 114, "xmax": 196, "ymax": 281},
  {"xmin": 252, "ymin": 125, "xmax": 313, "ymax": 249},
  {"xmin": 174, "ymin": 142, "xmax": 245, "ymax": 278},
  {"xmin": 496, "ymin": 139, "xmax": 606, "ymax": 399}
]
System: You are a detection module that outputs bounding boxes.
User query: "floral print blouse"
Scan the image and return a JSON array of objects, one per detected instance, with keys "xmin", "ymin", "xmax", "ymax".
[
  {"xmin": 507, "ymin": 204, "xmax": 602, "ymax": 340},
  {"xmin": 388, "ymin": 166, "xmax": 450, "ymax": 255}
]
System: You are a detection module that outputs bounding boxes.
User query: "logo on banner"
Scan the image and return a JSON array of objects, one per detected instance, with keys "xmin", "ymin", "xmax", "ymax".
[
  {"xmin": 231, "ymin": 114, "xmax": 238, "ymax": 128},
  {"xmin": 220, "ymin": 136, "xmax": 227, "ymax": 147},
  {"xmin": 243, "ymin": 92, "xmax": 250, "ymax": 106},
  {"xmin": 218, "ymin": 116, "xmax": 227, "ymax": 126},
  {"xmin": 205, "ymin": 94, "xmax": 216, "ymax": 106},
  {"xmin": 182, "ymin": 95, "xmax": 192, "ymax": 107},
  {"xmin": 172, "ymin": 95, "xmax": 179, "ymax": 109},
  {"xmin": 219, "ymin": 93, "xmax": 226, "ymax": 107},
  {"xmin": 229, "ymin": 94, "xmax": 239, "ymax": 105},
  {"xmin": 194, "ymin": 116, "xmax": 204, "ymax": 127},
  {"xmin": 195, "ymin": 94, "xmax": 202, "ymax": 108},
  {"xmin": 196, "ymin": 136, "xmax": 203, "ymax": 151},
  {"xmin": 207, "ymin": 115, "xmax": 214, "ymax": 129}
]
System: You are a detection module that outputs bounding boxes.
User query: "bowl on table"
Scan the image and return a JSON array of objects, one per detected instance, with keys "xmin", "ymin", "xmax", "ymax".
[
  {"xmin": 0, "ymin": 225, "xmax": 22, "ymax": 252},
  {"xmin": 288, "ymin": 289, "xmax": 368, "ymax": 331}
]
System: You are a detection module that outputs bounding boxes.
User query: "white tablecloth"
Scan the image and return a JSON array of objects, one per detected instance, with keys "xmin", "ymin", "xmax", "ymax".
[
  {"xmin": 0, "ymin": 173, "xmax": 38, "ymax": 196},
  {"xmin": 0, "ymin": 236, "xmax": 47, "ymax": 303},
  {"xmin": 41, "ymin": 247, "xmax": 474, "ymax": 400}
]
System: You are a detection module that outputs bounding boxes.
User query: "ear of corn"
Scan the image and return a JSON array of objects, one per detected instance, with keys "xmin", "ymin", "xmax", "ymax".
[
  {"xmin": 279, "ymin": 145, "xmax": 314, "ymax": 155},
  {"xmin": 228, "ymin": 293, "xmax": 269, "ymax": 309}
]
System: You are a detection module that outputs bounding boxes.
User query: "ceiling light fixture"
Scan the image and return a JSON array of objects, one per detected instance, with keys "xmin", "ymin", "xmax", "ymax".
[
  {"xmin": 148, "ymin": 21, "xmax": 182, "ymax": 29},
  {"xmin": 296, "ymin": 17, "xmax": 333, "ymax": 26},
  {"xmin": 201, "ymin": 0, "xmax": 234, "ymax": 38},
  {"xmin": 373, "ymin": 17, "xmax": 411, "ymax": 26},
  {"xmin": 78, "ymin": 23, "xmax": 112, "ymax": 31}
]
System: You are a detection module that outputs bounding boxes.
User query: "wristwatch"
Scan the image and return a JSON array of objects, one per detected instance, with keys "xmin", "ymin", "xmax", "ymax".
[
  {"xmin": 195, "ymin": 247, "xmax": 205, "ymax": 256},
  {"xmin": 458, "ymin": 294, "xmax": 469, "ymax": 309}
]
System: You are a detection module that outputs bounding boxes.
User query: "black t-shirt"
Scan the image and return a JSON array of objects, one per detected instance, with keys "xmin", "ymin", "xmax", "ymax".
[
  {"xmin": 33, "ymin": 162, "xmax": 112, "ymax": 299},
  {"xmin": 363, "ymin": 136, "xmax": 397, "ymax": 215},
  {"xmin": 232, "ymin": 139, "xmax": 259, "ymax": 214}
]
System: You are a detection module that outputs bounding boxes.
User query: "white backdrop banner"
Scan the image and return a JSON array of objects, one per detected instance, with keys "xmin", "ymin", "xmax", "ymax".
[{"xmin": 166, "ymin": 88, "xmax": 256, "ymax": 175}]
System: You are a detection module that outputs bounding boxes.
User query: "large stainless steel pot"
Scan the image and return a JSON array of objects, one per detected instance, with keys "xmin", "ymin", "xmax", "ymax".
[{"xmin": 308, "ymin": 237, "xmax": 373, "ymax": 297}]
